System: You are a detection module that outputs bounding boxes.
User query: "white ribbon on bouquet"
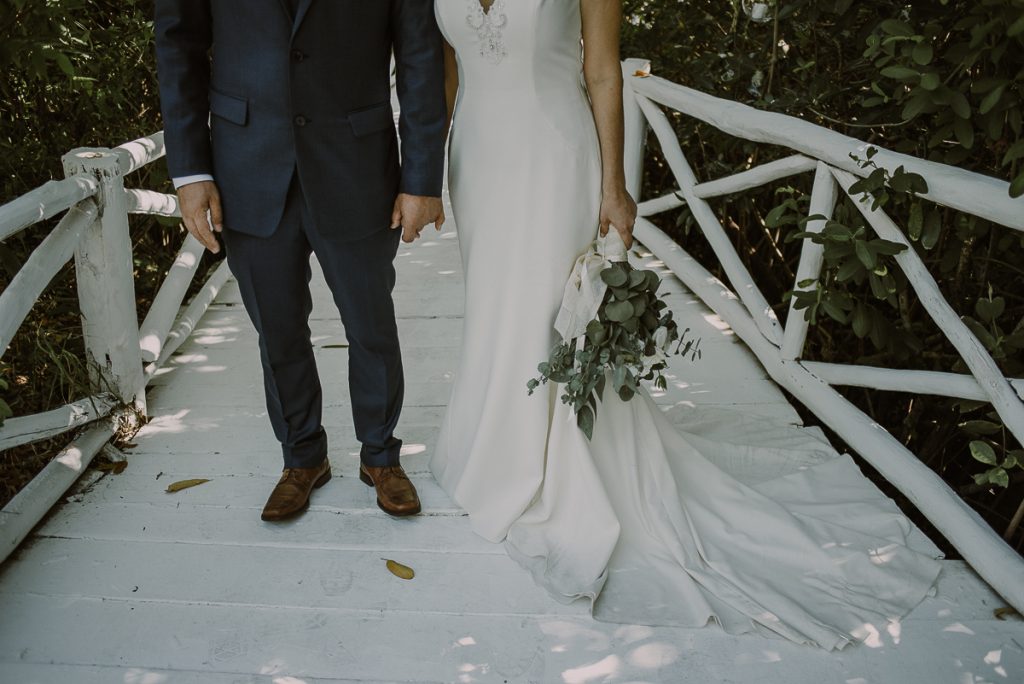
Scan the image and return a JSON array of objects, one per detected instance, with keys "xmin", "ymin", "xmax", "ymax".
[{"xmin": 554, "ymin": 226, "xmax": 629, "ymax": 342}]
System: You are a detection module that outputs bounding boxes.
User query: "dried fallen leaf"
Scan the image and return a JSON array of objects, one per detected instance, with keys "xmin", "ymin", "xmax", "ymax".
[
  {"xmin": 994, "ymin": 606, "xmax": 1021, "ymax": 620},
  {"xmin": 166, "ymin": 478, "xmax": 210, "ymax": 493},
  {"xmin": 384, "ymin": 558, "xmax": 415, "ymax": 580},
  {"xmin": 97, "ymin": 461, "xmax": 127, "ymax": 474}
]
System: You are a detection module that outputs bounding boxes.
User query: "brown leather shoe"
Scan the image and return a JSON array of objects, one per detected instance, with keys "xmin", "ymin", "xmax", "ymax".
[
  {"xmin": 261, "ymin": 458, "xmax": 332, "ymax": 521},
  {"xmin": 359, "ymin": 463, "xmax": 421, "ymax": 516}
]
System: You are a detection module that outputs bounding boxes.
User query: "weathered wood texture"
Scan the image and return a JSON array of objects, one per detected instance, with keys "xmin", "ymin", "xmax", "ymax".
[
  {"xmin": 0, "ymin": 393, "xmax": 116, "ymax": 451},
  {"xmin": 627, "ymin": 62, "xmax": 1024, "ymax": 231},
  {"xmin": 113, "ymin": 131, "xmax": 166, "ymax": 175},
  {"xmin": 0, "ymin": 199, "xmax": 97, "ymax": 357},
  {"xmin": 779, "ymin": 163, "xmax": 837, "ymax": 361},
  {"xmin": 145, "ymin": 259, "xmax": 233, "ymax": 377},
  {"xmin": 0, "ymin": 174, "xmax": 98, "ymax": 241},
  {"xmin": 1, "ymin": 208, "xmax": 1021, "ymax": 682},
  {"xmin": 635, "ymin": 92, "xmax": 785, "ymax": 346},
  {"xmin": 138, "ymin": 234, "xmax": 206, "ymax": 363},
  {"xmin": 0, "ymin": 421, "xmax": 115, "ymax": 562},
  {"xmin": 62, "ymin": 148, "xmax": 146, "ymax": 411},
  {"xmin": 803, "ymin": 361, "xmax": 1024, "ymax": 400},
  {"xmin": 125, "ymin": 188, "xmax": 180, "ymax": 217}
]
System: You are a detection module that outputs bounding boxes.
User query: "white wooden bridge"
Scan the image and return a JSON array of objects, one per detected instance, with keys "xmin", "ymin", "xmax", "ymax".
[{"xmin": 1, "ymin": 61, "xmax": 1023, "ymax": 682}]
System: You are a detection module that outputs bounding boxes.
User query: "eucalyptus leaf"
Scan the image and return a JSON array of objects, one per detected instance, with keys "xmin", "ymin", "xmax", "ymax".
[
  {"xmin": 601, "ymin": 265, "xmax": 628, "ymax": 287},
  {"xmin": 606, "ymin": 300, "xmax": 634, "ymax": 322},
  {"xmin": 644, "ymin": 270, "xmax": 661, "ymax": 290}
]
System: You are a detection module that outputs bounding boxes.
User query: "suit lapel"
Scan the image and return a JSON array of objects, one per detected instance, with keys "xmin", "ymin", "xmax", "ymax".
[{"xmin": 292, "ymin": 0, "xmax": 314, "ymax": 38}]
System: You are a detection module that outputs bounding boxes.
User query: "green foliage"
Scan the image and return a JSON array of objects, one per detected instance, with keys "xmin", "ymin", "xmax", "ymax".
[
  {"xmin": 623, "ymin": 0, "xmax": 1024, "ymax": 547},
  {"xmin": 0, "ymin": 377, "xmax": 12, "ymax": 427},
  {"xmin": 0, "ymin": 0, "xmax": 167, "ymax": 201},
  {"xmin": 1, "ymin": 0, "xmax": 173, "ymax": 417},
  {"xmin": 528, "ymin": 261, "xmax": 701, "ymax": 439},
  {"xmin": 0, "ymin": 1, "xmax": 207, "ymax": 507},
  {"xmin": 860, "ymin": 0, "xmax": 1024, "ymax": 195}
]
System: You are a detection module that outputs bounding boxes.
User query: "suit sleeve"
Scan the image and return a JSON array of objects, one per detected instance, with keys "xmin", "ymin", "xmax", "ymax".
[
  {"xmin": 154, "ymin": 0, "xmax": 214, "ymax": 179},
  {"xmin": 391, "ymin": 0, "xmax": 448, "ymax": 197}
]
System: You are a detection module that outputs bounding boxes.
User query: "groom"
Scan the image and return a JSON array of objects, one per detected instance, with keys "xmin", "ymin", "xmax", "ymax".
[{"xmin": 154, "ymin": 0, "xmax": 447, "ymax": 520}]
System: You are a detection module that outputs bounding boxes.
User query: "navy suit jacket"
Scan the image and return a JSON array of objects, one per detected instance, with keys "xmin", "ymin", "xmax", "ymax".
[{"xmin": 154, "ymin": 0, "xmax": 447, "ymax": 240}]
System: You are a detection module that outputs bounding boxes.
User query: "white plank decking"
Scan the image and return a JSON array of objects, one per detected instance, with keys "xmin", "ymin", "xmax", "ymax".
[{"xmin": 1, "ymin": 200, "xmax": 1023, "ymax": 683}]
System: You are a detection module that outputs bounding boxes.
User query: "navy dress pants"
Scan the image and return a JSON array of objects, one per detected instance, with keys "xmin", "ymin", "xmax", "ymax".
[{"xmin": 221, "ymin": 169, "xmax": 404, "ymax": 469}]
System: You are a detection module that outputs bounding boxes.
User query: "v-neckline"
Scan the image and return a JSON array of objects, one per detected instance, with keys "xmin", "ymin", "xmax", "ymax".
[{"xmin": 478, "ymin": 0, "xmax": 496, "ymax": 15}]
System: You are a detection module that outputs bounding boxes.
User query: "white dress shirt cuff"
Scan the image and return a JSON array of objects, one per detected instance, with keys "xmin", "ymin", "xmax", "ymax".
[{"xmin": 172, "ymin": 174, "xmax": 215, "ymax": 189}]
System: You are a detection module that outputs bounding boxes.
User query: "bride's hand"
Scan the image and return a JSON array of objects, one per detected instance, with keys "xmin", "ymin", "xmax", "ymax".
[{"xmin": 599, "ymin": 187, "xmax": 637, "ymax": 250}]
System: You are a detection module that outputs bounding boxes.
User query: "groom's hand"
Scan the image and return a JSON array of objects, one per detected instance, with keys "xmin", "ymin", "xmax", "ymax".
[
  {"xmin": 177, "ymin": 181, "xmax": 224, "ymax": 254},
  {"xmin": 391, "ymin": 193, "xmax": 445, "ymax": 243}
]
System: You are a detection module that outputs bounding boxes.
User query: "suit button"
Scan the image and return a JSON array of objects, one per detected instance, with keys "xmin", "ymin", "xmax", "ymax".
[
  {"xmin": 294, "ymin": 115, "xmax": 308, "ymax": 127},
  {"xmin": 291, "ymin": 49, "xmax": 306, "ymax": 62}
]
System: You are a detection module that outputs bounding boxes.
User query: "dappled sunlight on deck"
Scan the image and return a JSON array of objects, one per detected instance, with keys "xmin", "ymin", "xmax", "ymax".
[{"xmin": 2, "ymin": 212, "xmax": 1023, "ymax": 681}]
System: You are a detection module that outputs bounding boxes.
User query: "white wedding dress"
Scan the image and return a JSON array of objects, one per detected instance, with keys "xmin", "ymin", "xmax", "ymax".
[{"xmin": 429, "ymin": 0, "xmax": 944, "ymax": 650}]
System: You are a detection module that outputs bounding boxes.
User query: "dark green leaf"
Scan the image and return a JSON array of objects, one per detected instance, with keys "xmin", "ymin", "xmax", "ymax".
[
  {"xmin": 1009, "ymin": 14, "xmax": 1024, "ymax": 38},
  {"xmin": 605, "ymin": 300, "xmax": 634, "ymax": 322},
  {"xmin": 908, "ymin": 202, "xmax": 924, "ymax": 240},
  {"xmin": 953, "ymin": 118, "xmax": 974, "ymax": 149},
  {"xmin": 765, "ymin": 204, "xmax": 790, "ymax": 227},
  {"xmin": 577, "ymin": 405, "xmax": 595, "ymax": 440},
  {"xmin": 1002, "ymin": 141, "xmax": 1024, "ymax": 167},
  {"xmin": 868, "ymin": 272, "xmax": 888, "ymax": 299},
  {"xmin": 855, "ymin": 241, "xmax": 876, "ymax": 269},
  {"xmin": 912, "ymin": 42, "xmax": 933, "ymax": 65},
  {"xmin": 979, "ymin": 84, "xmax": 1006, "ymax": 115},
  {"xmin": 960, "ymin": 420, "xmax": 1002, "ymax": 436},
  {"xmin": 880, "ymin": 19, "xmax": 914, "ymax": 36},
  {"xmin": 975, "ymin": 296, "xmax": 1005, "ymax": 323},
  {"xmin": 949, "ymin": 89, "xmax": 971, "ymax": 119},
  {"xmin": 918, "ymin": 72, "xmax": 941, "ymax": 92},
  {"xmin": 922, "ymin": 210, "xmax": 942, "ymax": 249},
  {"xmin": 821, "ymin": 299, "xmax": 848, "ymax": 323},
  {"xmin": 880, "ymin": 65, "xmax": 920, "ymax": 80},
  {"xmin": 836, "ymin": 259, "xmax": 862, "ymax": 282},
  {"xmin": 601, "ymin": 265, "xmax": 628, "ymax": 287},
  {"xmin": 1010, "ymin": 172, "xmax": 1024, "ymax": 199},
  {"xmin": 852, "ymin": 305, "xmax": 871, "ymax": 338},
  {"xmin": 644, "ymin": 270, "xmax": 661, "ymax": 291},
  {"xmin": 989, "ymin": 468, "xmax": 1010, "ymax": 488}
]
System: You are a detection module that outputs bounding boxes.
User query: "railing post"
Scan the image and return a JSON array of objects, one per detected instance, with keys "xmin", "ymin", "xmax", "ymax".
[
  {"xmin": 62, "ymin": 148, "xmax": 146, "ymax": 417},
  {"xmin": 622, "ymin": 58, "xmax": 649, "ymax": 201},
  {"xmin": 780, "ymin": 162, "xmax": 838, "ymax": 360}
]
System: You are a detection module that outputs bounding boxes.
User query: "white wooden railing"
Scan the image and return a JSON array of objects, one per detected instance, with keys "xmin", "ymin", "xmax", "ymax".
[
  {"xmin": 1, "ymin": 59, "xmax": 1022, "ymax": 617},
  {"xmin": 619, "ymin": 58, "xmax": 1024, "ymax": 615},
  {"xmin": 0, "ymin": 134, "xmax": 231, "ymax": 563}
]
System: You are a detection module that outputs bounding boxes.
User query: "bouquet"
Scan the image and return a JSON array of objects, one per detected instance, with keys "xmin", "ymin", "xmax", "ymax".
[{"xmin": 527, "ymin": 228, "xmax": 701, "ymax": 439}]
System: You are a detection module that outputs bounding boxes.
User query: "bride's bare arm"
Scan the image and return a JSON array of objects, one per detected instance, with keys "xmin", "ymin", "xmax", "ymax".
[
  {"xmin": 443, "ymin": 40, "xmax": 459, "ymax": 132},
  {"xmin": 581, "ymin": 0, "xmax": 637, "ymax": 248}
]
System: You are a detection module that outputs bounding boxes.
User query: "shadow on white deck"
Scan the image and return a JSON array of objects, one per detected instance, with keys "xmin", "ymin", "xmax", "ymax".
[{"xmin": 1, "ymin": 201, "xmax": 1022, "ymax": 683}]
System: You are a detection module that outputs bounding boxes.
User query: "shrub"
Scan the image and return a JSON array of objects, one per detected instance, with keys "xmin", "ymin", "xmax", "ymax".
[{"xmin": 622, "ymin": 0, "xmax": 1024, "ymax": 553}]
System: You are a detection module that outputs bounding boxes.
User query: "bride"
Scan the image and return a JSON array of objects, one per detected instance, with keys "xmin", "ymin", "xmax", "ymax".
[{"xmin": 428, "ymin": 0, "xmax": 943, "ymax": 650}]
